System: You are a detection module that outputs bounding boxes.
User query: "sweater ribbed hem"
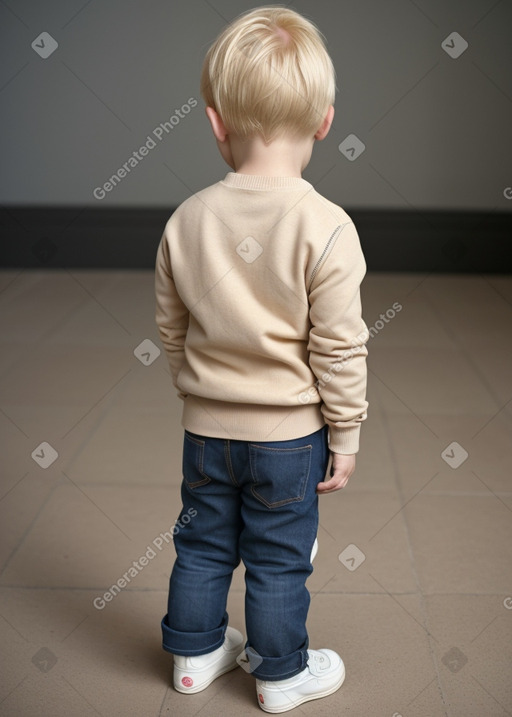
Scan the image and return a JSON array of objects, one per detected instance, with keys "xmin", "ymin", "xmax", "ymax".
[
  {"xmin": 181, "ymin": 395, "xmax": 325, "ymax": 442},
  {"xmin": 328, "ymin": 425, "xmax": 361, "ymax": 455},
  {"xmin": 221, "ymin": 172, "xmax": 313, "ymax": 191}
]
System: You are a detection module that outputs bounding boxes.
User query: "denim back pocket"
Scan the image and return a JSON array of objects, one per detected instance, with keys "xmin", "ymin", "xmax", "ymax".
[
  {"xmin": 248, "ymin": 443, "xmax": 312, "ymax": 508},
  {"xmin": 183, "ymin": 432, "xmax": 211, "ymax": 489}
]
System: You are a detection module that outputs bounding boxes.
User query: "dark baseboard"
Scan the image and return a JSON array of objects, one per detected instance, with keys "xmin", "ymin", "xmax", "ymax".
[{"xmin": 1, "ymin": 206, "xmax": 511, "ymax": 272}]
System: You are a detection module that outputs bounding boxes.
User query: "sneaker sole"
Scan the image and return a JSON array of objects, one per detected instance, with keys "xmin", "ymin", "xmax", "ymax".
[
  {"xmin": 258, "ymin": 667, "xmax": 346, "ymax": 713},
  {"xmin": 174, "ymin": 660, "xmax": 240, "ymax": 694}
]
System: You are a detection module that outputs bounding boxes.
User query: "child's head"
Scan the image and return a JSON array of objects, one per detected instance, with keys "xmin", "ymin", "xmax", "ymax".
[{"xmin": 200, "ymin": 5, "xmax": 336, "ymax": 144}]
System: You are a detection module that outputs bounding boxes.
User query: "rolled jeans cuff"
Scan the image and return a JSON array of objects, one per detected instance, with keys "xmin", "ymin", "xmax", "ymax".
[
  {"xmin": 161, "ymin": 611, "xmax": 228, "ymax": 656},
  {"xmin": 247, "ymin": 640, "xmax": 310, "ymax": 681}
]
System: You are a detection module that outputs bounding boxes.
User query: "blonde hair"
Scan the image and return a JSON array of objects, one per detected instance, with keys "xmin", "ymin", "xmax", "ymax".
[{"xmin": 200, "ymin": 5, "xmax": 336, "ymax": 143}]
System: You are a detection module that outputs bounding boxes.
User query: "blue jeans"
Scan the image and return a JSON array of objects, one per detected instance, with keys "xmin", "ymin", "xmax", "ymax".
[{"xmin": 161, "ymin": 425, "xmax": 329, "ymax": 681}]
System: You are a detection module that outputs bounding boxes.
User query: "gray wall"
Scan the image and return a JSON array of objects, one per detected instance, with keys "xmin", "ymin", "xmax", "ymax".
[{"xmin": 1, "ymin": 0, "xmax": 511, "ymax": 210}]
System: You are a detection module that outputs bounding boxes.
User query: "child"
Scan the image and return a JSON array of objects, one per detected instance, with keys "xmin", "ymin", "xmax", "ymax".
[{"xmin": 154, "ymin": 5, "xmax": 369, "ymax": 712}]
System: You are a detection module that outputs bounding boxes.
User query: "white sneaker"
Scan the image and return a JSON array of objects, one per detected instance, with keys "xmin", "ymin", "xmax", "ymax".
[
  {"xmin": 255, "ymin": 649, "xmax": 345, "ymax": 713},
  {"xmin": 310, "ymin": 537, "xmax": 318, "ymax": 562},
  {"xmin": 173, "ymin": 626, "xmax": 244, "ymax": 694}
]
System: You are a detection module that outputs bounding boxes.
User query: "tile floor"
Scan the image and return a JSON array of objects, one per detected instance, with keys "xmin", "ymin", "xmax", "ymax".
[{"xmin": 0, "ymin": 269, "xmax": 511, "ymax": 717}]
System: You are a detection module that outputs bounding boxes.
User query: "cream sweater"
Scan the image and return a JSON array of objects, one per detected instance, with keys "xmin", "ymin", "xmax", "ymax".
[{"xmin": 154, "ymin": 172, "xmax": 369, "ymax": 454}]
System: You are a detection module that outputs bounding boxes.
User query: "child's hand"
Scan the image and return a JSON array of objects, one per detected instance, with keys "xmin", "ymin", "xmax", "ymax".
[{"xmin": 316, "ymin": 452, "xmax": 355, "ymax": 494}]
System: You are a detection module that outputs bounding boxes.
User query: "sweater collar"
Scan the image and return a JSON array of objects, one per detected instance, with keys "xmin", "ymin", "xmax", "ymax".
[{"xmin": 221, "ymin": 172, "xmax": 313, "ymax": 191}]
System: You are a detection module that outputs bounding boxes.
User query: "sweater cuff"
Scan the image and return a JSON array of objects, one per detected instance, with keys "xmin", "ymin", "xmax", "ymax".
[{"xmin": 328, "ymin": 425, "xmax": 361, "ymax": 455}]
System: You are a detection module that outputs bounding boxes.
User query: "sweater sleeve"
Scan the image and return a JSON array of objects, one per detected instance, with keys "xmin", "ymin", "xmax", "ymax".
[
  {"xmin": 154, "ymin": 229, "xmax": 190, "ymax": 399},
  {"xmin": 307, "ymin": 221, "xmax": 369, "ymax": 454}
]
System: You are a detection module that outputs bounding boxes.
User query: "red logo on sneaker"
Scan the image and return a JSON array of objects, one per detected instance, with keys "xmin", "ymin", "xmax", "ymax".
[
  {"xmin": 258, "ymin": 693, "xmax": 265, "ymax": 704},
  {"xmin": 181, "ymin": 676, "xmax": 193, "ymax": 688}
]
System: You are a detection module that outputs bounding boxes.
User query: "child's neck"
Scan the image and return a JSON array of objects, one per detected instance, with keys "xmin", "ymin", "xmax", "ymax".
[{"xmin": 229, "ymin": 133, "xmax": 314, "ymax": 178}]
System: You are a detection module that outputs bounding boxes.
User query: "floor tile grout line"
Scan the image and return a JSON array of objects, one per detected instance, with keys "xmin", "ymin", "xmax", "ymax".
[
  {"xmin": 0, "ymin": 476, "xmax": 64, "ymax": 582},
  {"xmin": 156, "ymin": 683, "xmax": 172, "ymax": 717},
  {"xmin": 376, "ymin": 393, "xmax": 453, "ymax": 716},
  {"xmin": 423, "ymin": 290, "xmax": 512, "ymax": 437},
  {"xmin": 1, "ymin": 270, "xmax": 136, "ymax": 381},
  {"xmin": 0, "ymin": 584, "xmax": 509, "ymax": 598},
  {"xmin": 60, "ymin": 469, "xmax": 132, "ymax": 541},
  {"xmin": 367, "ymin": 366, "xmax": 440, "ymax": 439},
  {"xmin": 0, "ymin": 268, "xmax": 26, "ymax": 299},
  {"xmin": 1, "ymin": 271, "xmax": 510, "ymax": 714},
  {"xmin": 0, "ymin": 674, "xmax": 29, "ymax": 710},
  {"xmin": 61, "ymin": 674, "xmax": 107, "ymax": 717},
  {"xmin": 0, "ymin": 274, "xmax": 123, "ymax": 405},
  {"xmin": 481, "ymin": 273, "xmax": 512, "ymax": 310},
  {"xmin": 59, "ymin": 366, "xmax": 134, "ymax": 468},
  {"xmin": 65, "ymin": 269, "xmax": 132, "ymax": 336},
  {"xmin": 356, "ymin": 366, "xmax": 449, "ymax": 713},
  {"xmin": 6, "ymin": 273, "xmax": 100, "ymax": 343},
  {"xmin": 470, "ymin": 674, "xmax": 512, "ymax": 716}
]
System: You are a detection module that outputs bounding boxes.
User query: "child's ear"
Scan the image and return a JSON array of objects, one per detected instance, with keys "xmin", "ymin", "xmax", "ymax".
[
  {"xmin": 205, "ymin": 106, "xmax": 229, "ymax": 143},
  {"xmin": 205, "ymin": 106, "xmax": 236, "ymax": 170},
  {"xmin": 314, "ymin": 105, "xmax": 335, "ymax": 141}
]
